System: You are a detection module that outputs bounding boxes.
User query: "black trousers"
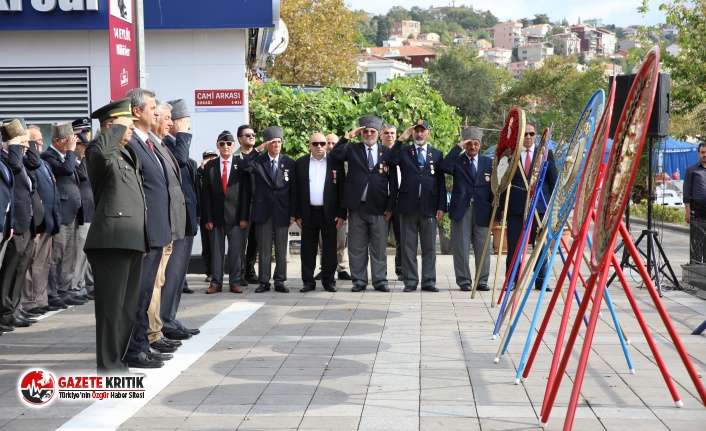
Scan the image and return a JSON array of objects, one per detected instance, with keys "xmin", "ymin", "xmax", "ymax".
[
  {"xmin": 242, "ymin": 221, "xmax": 258, "ymax": 277},
  {"xmin": 0, "ymin": 231, "xmax": 34, "ymax": 325},
  {"xmin": 505, "ymin": 213, "xmax": 547, "ymax": 286},
  {"xmin": 199, "ymin": 223, "xmax": 212, "ymax": 276},
  {"xmin": 389, "ymin": 213, "xmax": 402, "ymax": 276},
  {"xmin": 126, "ymin": 246, "xmax": 163, "ymax": 361},
  {"xmin": 301, "ymin": 207, "xmax": 337, "ymax": 288},
  {"xmin": 87, "ymin": 249, "xmax": 143, "ymax": 374}
]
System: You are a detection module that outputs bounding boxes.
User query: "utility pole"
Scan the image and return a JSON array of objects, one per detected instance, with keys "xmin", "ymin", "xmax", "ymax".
[{"xmin": 135, "ymin": 0, "xmax": 147, "ymax": 88}]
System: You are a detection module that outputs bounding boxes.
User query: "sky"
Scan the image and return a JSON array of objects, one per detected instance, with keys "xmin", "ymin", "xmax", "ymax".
[{"xmin": 346, "ymin": 0, "xmax": 668, "ymax": 28}]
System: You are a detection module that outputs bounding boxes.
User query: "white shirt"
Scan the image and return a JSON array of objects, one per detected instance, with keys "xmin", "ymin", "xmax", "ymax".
[
  {"xmin": 523, "ymin": 144, "xmax": 535, "ymax": 169},
  {"xmin": 49, "ymin": 145, "xmax": 65, "ymax": 162},
  {"xmin": 219, "ymin": 156, "xmax": 232, "ymax": 183},
  {"xmin": 415, "ymin": 143, "xmax": 428, "ymax": 196},
  {"xmin": 309, "ymin": 154, "xmax": 327, "ymax": 205},
  {"xmin": 361, "ymin": 143, "xmax": 378, "ymax": 202},
  {"xmin": 467, "ymin": 154, "xmax": 477, "ymax": 174}
]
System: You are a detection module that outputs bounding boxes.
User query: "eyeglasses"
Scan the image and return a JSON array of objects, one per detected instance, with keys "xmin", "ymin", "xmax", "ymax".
[
  {"xmin": 362, "ymin": 129, "xmax": 377, "ymax": 135},
  {"xmin": 218, "ymin": 141, "xmax": 234, "ymax": 147},
  {"xmin": 524, "ymin": 132, "xmax": 536, "ymax": 137},
  {"xmin": 310, "ymin": 141, "xmax": 326, "ymax": 147},
  {"xmin": 240, "ymin": 133, "xmax": 256, "ymax": 138}
]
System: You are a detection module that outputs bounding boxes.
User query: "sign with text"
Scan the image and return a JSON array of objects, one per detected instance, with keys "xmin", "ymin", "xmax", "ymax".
[
  {"xmin": 109, "ymin": 0, "xmax": 137, "ymax": 100},
  {"xmin": 195, "ymin": 90, "xmax": 244, "ymax": 106}
]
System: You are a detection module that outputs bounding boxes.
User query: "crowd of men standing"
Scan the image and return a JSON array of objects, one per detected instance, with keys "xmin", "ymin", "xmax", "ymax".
[{"xmin": 0, "ymin": 87, "xmax": 557, "ymax": 373}]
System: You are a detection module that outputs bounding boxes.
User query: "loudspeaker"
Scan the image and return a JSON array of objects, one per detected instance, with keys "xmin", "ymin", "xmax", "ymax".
[{"xmin": 609, "ymin": 72, "xmax": 670, "ymax": 139}]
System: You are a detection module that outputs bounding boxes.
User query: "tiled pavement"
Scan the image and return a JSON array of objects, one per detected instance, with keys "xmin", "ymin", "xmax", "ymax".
[{"xmin": 0, "ymin": 225, "xmax": 705, "ymax": 431}]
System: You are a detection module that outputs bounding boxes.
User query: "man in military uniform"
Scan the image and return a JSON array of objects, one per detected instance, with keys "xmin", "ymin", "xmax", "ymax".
[{"xmin": 84, "ymin": 98, "xmax": 149, "ymax": 374}]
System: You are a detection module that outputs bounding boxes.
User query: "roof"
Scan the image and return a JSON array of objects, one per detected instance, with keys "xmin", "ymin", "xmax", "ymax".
[
  {"xmin": 595, "ymin": 28, "xmax": 615, "ymax": 35},
  {"xmin": 485, "ymin": 47, "xmax": 512, "ymax": 52},
  {"xmin": 367, "ymin": 46, "xmax": 437, "ymax": 57},
  {"xmin": 519, "ymin": 42, "xmax": 553, "ymax": 47}
]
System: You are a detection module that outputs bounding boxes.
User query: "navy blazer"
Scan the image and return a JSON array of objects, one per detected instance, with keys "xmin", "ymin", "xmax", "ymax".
[
  {"xmin": 243, "ymin": 151, "xmax": 296, "ymax": 227},
  {"xmin": 441, "ymin": 147, "xmax": 494, "ymax": 226},
  {"xmin": 76, "ymin": 160, "xmax": 95, "ymax": 223},
  {"xmin": 41, "ymin": 147, "xmax": 82, "ymax": 226},
  {"xmin": 294, "ymin": 154, "xmax": 346, "ymax": 225},
  {"xmin": 328, "ymin": 138, "xmax": 397, "ymax": 215},
  {"xmin": 32, "ymin": 158, "xmax": 61, "ymax": 235},
  {"xmin": 3, "ymin": 145, "xmax": 40, "ymax": 235},
  {"xmin": 506, "ymin": 147, "xmax": 558, "ymax": 216},
  {"xmin": 201, "ymin": 154, "xmax": 250, "ymax": 228},
  {"xmin": 0, "ymin": 157, "xmax": 13, "ymax": 239},
  {"xmin": 127, "ymin": 133, "xmax": 172, "ymax": 248},
  {"xmin": 164, "ymin": 133, "xmax": 198, "ymax": 235},
  {"xmin": 388, "ymin": 140, "xmax": 447, "ymax": 217}
]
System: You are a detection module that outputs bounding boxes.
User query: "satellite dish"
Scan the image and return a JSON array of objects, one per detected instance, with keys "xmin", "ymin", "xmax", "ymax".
[{"xmin": 268, "ymin": 19, "xmax": 289, "ymax": 56}]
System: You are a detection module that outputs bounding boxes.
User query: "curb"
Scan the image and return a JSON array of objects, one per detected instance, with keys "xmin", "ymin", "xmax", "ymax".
[{"xmin": 625, "ymin": 216, "xmax": 690, "ymax": 234}]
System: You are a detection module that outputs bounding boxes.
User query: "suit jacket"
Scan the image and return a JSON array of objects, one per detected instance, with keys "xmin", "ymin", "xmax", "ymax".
[
  {"xmin": 127, "ymin": 132, "xmax": 172, "ymax": 248},
  {"xmin": 3, "ymin": 145, "xmax": 40, "ymax": 234},
  {"xmin": 441, "ymin": 147, "xmax": 493, "ymax": 226},
  {"xmin": 328, "ymin": 138, "xmax": 397, "ymax": 215},
  {"xmin": 0, "ymin": 157, "xmax": 13, "ymax": 240},
  {"xmin": 294, "ymin": 154, "xmax": 346, "ymax": 225},
  {"xmin": 84, "ymin": 124, "xmax": 149, "ymax": 252},
  {"xmin": 41, "ymin": 147, "xmax": 82, "ymax": 225},
  {"xmin": 151, "ymin": 134, "xmax": 192, "ymax": 239},
  {"xmin": 163, "ymin": 133, "xmax": 198, "ymax": 235},
  {"xmin": 201, "ymin": 155, "xmax": 250, "ymax": 228},
  {"xmin": 76, "ymin": 160, "xmax": 95, "ymax": 223},
  {"xmin": 31, "ymin": 157, "xmax": 61, "ymax": 235},
  {"xmin": 388, "ymin": 140, "xmax": 447, "ymax": 217},
  {"xmin": 506, "ymin": 147, "xmax": 558, "ymax": 216},
  {"xmin": 243, "ymin": 151, "xmax": 296, "ymax": 227},
  {"xmin": 26, "ymin": 147, "xmax": 45, "ymax": 232}
]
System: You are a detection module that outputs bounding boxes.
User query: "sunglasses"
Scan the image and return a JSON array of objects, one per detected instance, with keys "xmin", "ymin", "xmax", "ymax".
[
  {"xmin": 524, "ymin": 132, "xmax": 536, "ymax": 137},
  {"xmin": 362, "ymin": 129, "xmax": 377, "ymax": 134},
  {"xmin": 310, "ymin": 141, "xmax": 326, "ymax": 147},
  {"xmin": 240, "ymin": 133, "xmax": 256, "ymax": 138},
  {"xmin": 218, "ymin": 141, "xmax": 234, "ymax": 147}
]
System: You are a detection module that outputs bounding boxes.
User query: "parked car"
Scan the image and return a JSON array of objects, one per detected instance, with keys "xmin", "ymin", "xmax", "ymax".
[{"xmin": 655, "ymin": 189, "xmax": 684, "ymax": 208}]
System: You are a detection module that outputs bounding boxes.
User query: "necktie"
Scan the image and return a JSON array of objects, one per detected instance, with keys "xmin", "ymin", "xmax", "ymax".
[
  {"xmin": 367, "ymin": 147, "xmax": 374, "ymax": 171},
  {"xmin": 146, "ymin": 138, "xmax": 155, "ymax": 154},
  {"xmin": 271, "ymin": 159, "xmax": 278, "ymax": 180},
  {"xmin": 524, "ymin": 149, "xmax": 532, "ymax": 176},
  {"xmin": 417, "ymin": 146, "xmax": 425, "ymax": 171},
  {"xmin": 469, "ymin": 157, "xmax": 476, "ymax": 179},
  {"xmin": 222, "ymin": 160, "xmax": 228, "ymax": 193}
]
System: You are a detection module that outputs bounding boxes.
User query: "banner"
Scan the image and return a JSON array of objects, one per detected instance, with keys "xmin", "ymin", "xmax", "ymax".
[{"xmin": 109, "ymin": 0, "xmax": 137, "ymax": 100}]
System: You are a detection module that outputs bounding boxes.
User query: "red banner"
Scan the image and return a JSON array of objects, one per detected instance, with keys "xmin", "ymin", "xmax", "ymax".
[
  {"xmin": 195, "ymin": 90, "xmax": 244, "ymax": 106},
  {"xmin": 109, "ymin": 0, "xmax": 137, "ymax": 100}
]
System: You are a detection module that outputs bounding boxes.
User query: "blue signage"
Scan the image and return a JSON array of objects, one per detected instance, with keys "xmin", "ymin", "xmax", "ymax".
[{"xmin": 0, "ymin": 0, "xmax": 277, "ymax": 30}]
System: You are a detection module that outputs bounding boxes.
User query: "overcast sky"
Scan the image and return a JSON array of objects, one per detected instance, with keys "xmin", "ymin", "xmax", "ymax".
[{"xmin": 346, "ymin": 0, "xmax": 667, "ymax": 28}]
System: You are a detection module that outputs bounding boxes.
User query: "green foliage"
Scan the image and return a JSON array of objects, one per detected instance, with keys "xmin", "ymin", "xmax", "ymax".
[
  {"xmin": 375, "ymin": 16, "xmax": 392, "ymax": 47},
  {"xmin": 532, "ymin": 14, "xmax": 551, "ymax": 25},
  {"xmin": 630, "ymin": 199, "xmax": 685, "ymax": 225}
]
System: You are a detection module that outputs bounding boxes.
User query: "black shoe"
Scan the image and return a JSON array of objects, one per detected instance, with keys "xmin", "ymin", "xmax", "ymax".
[
  {"xmin": 300, "ymin": 285, "xmax": 316, "ymax": 293},
  {"xmin": 178, "ymin": 324, "xmax": 200, "ymax": 336},
  {"xmin": 403, "ymin": 286, "xmax": 417, "ymax": 292},
  {"xmin": 536, "ymin": 286, "xmax": 553, "ymax": 292},
  {"xmin": 10, "ymin": 316, "xmax": 32, "ymax": 327},
  {"xmin": 351, "ymin": 285, "xmax": 366, "ymax": 292},
  {"xmin": 163, "ymin": 329, "xmax": 192, "ymax": 340},
  {"xmin": 49, "ymin": 298, "xmax": 68, "ymax": 309},
  {"xmin": 337, "ymin": 271, "xmax": 352, "ymax": 280},
  {"xmin": 24, "ymin": 308, "xmax": 46, "ymax": 316},
  {"xmin": 150, "ymin": 339, "xmax": 177, "ymax": 353},
  {"xmin": 0, "ymin": 323, "xmax": 15, "ymax": 332},
  {"xmin": 459, "ymin": 285, "xmax": 471, "ymax": 292},
  {"xmin": 85, "ymin": 292, "xmax": 95, "ymax": 300},
  {"xmin": 149, "ymin": 348, "xmax": 173, "ymax": 361},
  {"xmin": 239, "ymin": 278, "xmax": 249, "ymax": 287},
  {"xmin": 245, "ymin": 275, "xmax": 259, "ymax": 284},
  {"xmin": 161, "ymin": 337, "xmax": 182, "ymax": 347},
  {"xmin": 274, "ymin": 284, "xmax": 289, "ymax": 293},
  {"xmin": 182, "ymin": 286, "xmax": 194, "ymax": 294},
  {"xmin": 314, "ymin": 272, "xmax": 322, "ymax": 280},
  {"xmin": 255, "ymin": 283, "xmax": 271, "ymax": 293},
  {"xmin": 128, "ymin": 352, "xmax": 163, "ymax": 369},
  {"xmin": 477, "ymin": 285, "xmax": 490, "ymax": 291},
  {"xmin": 64, "ymin": 296, "xmax": 86, "ymax": 306},
  {"xmin": 323, "ymin": 284, "xmax": 338, "ymax": 292},
  {"xmin": 397, "ymin": 274, "xmax": 404, "ymax": 281},
  {"xmin": 374, "ymin": 285, "xmax": 390, "ymax": 292},
  {"xmin": 421, "ymin": 286, "xmax": 439, "ymax": 292}
]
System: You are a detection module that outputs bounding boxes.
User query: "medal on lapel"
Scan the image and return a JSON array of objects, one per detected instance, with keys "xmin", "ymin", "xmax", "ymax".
[
  {"xmin": 430, "ymin": 160, "xmax": 435, "ymax": 175},
  {"xmin": 333, "ymin": 170, "xmax": 337, "ymax": 184},
  {"xmin": 485, "ymin": 173, "xmax": 490, "ymax": 182},
  {"xmin": 379, "ymin": 163, "xmax": 383, "ymax": 174},
  {"xmin": 284, "ymin": 168, "xmax": 289, "ymax": 181}
]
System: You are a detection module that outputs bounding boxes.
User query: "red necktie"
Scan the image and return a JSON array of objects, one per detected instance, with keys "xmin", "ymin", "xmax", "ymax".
[
  {"xmin": 222, "ymin": 160, "xmax": 228, "ymax": 193},
  {"xmin": 146, "ymin": 138, "xmax": 155, "ymax": 154},
  {"xmin": 524, "ymin": 149, "xmax": 531, "ymax": 176}
]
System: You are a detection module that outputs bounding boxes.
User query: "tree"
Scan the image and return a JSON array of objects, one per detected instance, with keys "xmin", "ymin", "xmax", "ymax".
[
  {"xmin": 533, "ymin": 14, "xmax": 551, "ymax": 25},
  {"xmin": 269, "ymin": 0, "xmax": 359, "ymax": 86},
  {"xmin": 376, "ymin": 16, "xmax": 392, "ymax": 46},
  {"xmin": 387, "ymin": 6, "xmax": 411, "ymax": 22}
]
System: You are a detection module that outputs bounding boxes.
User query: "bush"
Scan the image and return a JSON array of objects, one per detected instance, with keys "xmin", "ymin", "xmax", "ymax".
[{"xmin": 629, "ymin": 199, "xmax": 685, "ymax": 225}]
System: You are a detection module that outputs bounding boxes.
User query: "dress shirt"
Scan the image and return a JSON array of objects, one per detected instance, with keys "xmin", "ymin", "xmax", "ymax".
[
  {"xmin": 361, "ymin": 143, "xmax": 379, "ymax": 202},
  {"xmin": 523, "ymin": 144, "xmax": 535, "ymax": 169},
  {"xmin": 219, "ymin": 156, "xmax": 232, "ymax": 183},
  {"xmin": 309, "ymin": 154, "xmax": 327, "ymax": 206},
  {"xmin": 415, "ymin": 143, "xmax": 427, "ymax": 196},
  {"xmin": 49, "ymin": 145, "xmax": 66, "ymax": 162},
  {"xmin": 684, "ymin": 162, "xmax": 706, "ymax": 204}
]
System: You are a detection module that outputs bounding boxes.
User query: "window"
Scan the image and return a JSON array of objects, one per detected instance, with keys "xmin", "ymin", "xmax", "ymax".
[{"xmin": 366, "ymin": 72, "xmax": 376, "ymax": 90}]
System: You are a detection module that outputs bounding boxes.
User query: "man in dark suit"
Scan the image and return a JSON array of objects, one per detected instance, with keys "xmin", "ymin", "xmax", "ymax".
[
  {"xmin": 124, "ymin": 87, "xmax": 171, "ymax": 369},
  {"xmin": 0, "ymin": 132, "xmax": 13, "ymax": 278},
  {"xmin": 72, "ymin": 132, "xmax": 95, "ymax": 302},
  {"xmin": 504, "ymin": 123, "xmax": 558, "ymax": 291},
  {"xmin": 329, "ymin": 116, "xmax": 397, "ymax": 293},
  {"xmin": 85, "ymin": 98, "xmax": 149, "ymax": 374},
  {"xmin": 201, "ymin": 130, "xmax": 250, "ymax": 294},
  {"xmin": 236, "ymin": 124, "xmax": 259, "ymax": 285},
  {"xmin": 296, "ymin": 132, "xmax": 346, "ymax": 293},
  {"xmin": 22, "ymin": 126, "xmax": 61, "ymax": 315},
  {"xmin": 198, "ymin": 149, "xmax": 218, "ymax": 283},
  {"xmin": 381, "ymin": 124, "xmax": 403, "ymax": 280},
  {"xmin": 389, "ymin": 120, "xmax": 447, "ymax": 292},
  {"xmin": 0, "ymin": 119, "xmax": 40, "ymax": 330},
  {"xmin": 441, "ymin": 127, "xmax": 494, "ymax": 292},
  {"xmin": 244, "ymin": 126, "xmax": 296, "ymax": 294},
  {"xmin": 42, "ymin": 122, "xmax": 86, "ymax": 308}
]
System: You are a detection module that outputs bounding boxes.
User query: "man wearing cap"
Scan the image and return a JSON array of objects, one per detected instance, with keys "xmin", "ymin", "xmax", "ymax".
[
  {"xmin": 295, "ymin": 132, "xmax": 346, "ymax": 293},
  {"xmin": 21, "ymin": 125, "xmax": 61, "ymax": 316},
  {"xmin": 42, "ymin": 121, "xmax": 86, "ymax": 308},
  {"xmin": 0, "ymin": 130, "xmax": 12, "ymax": 267},
  {"xmin": 0, "ymin": 119, "xmax": 41, "ymax": 330},
  {"xmin": 72, "ymin": 117, "xmax": 92, "ymax": 141},
  {"xmin": 381, "ymin": 124, "xmax": 403, "ymax": 280},
  {"xmin": 329, "ymin": 116, "xmax": 397, "ymax": 292},
  {"xmin": 243, "ymin": 126, "xmax": 296, "ymax": 294},
  {"xmin": 85, "ymin": 97, "xmax": 149, "ymax": 374},
  {"xmin": 235, "ymin": 124, "xmax": 259, "ymax": 285},
  {"xmin": 391, "ymin": 120, "xmax": 447, "ymax": 292},
  {"xmin": 441, "ymin": 126, "xmax": 493, "ymax": 292},
  {"xmin": 124, "ymin": 87, "xmax": 170, "ymax": 369},
  {"xmin": 201, "ymin": 130, "xmax": 250, "ymax": 294},
  {"xmin": 198, "ymin": 148, "xmax": 218, "ymax": 284},
  {"xmin": 71, "ymin": 132, "xmax": 95, "ymax": 302}
]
